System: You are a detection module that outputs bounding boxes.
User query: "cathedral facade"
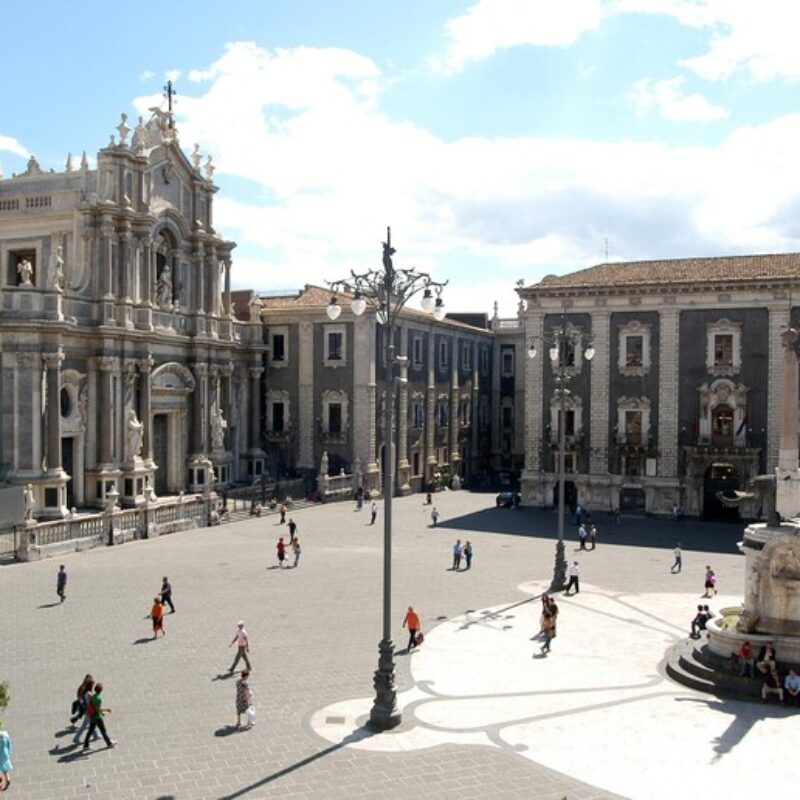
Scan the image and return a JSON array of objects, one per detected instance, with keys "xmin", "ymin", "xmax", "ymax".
[{"xmin": 0, "ymin": 112, "xmax": 265, "ymax": 525}]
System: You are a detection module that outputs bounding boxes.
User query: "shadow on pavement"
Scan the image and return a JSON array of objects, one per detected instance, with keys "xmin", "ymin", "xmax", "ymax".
[
  {"xmin": 37, "ymin": 602, "xmax": 63, "ymax": 609},
  {"xmin": 214, "ymin": 725, "xmax": 249, "ymax": 737},
  {"xmin": 217, "ymin": 728, "xmax": 376, "ymax": 799},
  {"xmin": 437, "ymin": 505, "xmax": 746, "ymax": 555},
  {"xmin": 132, "ymin": 637, "xmax": 154, "ymax": 645}
]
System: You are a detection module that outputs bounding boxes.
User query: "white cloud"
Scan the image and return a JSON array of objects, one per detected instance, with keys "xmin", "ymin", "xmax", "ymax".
[
  {"xmin": 632, "ymin": 76, "xmax": 727, "ymax": 122},
  {"xmin": 432, "ymin": 0, "xmax": 606, "ymax": 74},
  {"xmin": 0, "ymin": 133, "xmax": 28, "ymax": 158},
  {"xmin": 134, "ymin": 42, "xmax": 800, "ymax": 317},
  {"xmin": 139, "ymin": 70, "xmax": 156, "ymax": 82}
]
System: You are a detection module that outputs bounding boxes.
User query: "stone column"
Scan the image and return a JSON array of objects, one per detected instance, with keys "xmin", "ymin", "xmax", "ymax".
[
  {"xmin": 768, "ymin": 305, "xmax": 791, "ymax": 470},
  {"xmin": 521, "ymin": 311, "xmax": 544, "ymax": 504},
  {"xmin": 43, "ymin": 349, "xmax": 65, "ymax": 473},
  {"xmin": 298, "ymin": 321, "xmax": 314, "ymax": 469},
  {"xmin": 96, "ymin": 357, "xmax": 116, "ymax": 465},
  {"xmin": 101, "ymin": 218, "xmax": 115, "ymax": 298},
  {"xmin": 138, "ymin": 355, "xmax": 154, "ymax": 464},
  {"xmin": 193, "ymin": 363, "xmax": 209, "ymax": 454},
  {"xmin": 194, "ymin": 243, "xmax": 206, "ymax": 317},
  {"xmin": 249, "ymin": 366, "xmax": 263, "ymax": 454},
  {"xmin": 658, "ymin": 308, "xmax": 681, "ymax": 477},
  {"xmin": 223, "ymin": 258, "xmax": 232, "ymax": 316},
  {"xmin": 589, "ymin": 311, "xmax": 610, "ymax": 475}
]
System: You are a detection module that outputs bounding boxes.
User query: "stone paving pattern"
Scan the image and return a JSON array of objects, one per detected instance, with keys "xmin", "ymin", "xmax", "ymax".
[{"xmin": 0, "ymin": 493, "xmax": 749, "ymax": 799}]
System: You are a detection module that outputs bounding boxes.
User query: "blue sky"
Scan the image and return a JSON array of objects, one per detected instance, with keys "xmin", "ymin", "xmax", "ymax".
[{"xmin": 3, "ymin": 0, "xmax": 800, "ymax": 315}]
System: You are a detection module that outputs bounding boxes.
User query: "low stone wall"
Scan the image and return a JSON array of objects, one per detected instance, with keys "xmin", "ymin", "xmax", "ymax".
[{"xmin": 11, "ymin": 496, "xmax": 211, "ymax": 562}]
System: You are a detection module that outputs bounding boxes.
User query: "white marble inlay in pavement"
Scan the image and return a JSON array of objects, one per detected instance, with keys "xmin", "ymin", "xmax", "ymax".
[{"xmin": 310, "ymin": 580, "xmax": 800, "ymax": 799}]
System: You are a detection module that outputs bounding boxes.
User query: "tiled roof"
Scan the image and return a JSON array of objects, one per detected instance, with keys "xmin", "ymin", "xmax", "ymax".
[
  {"xmin": 528, "ymin": 253, "xmax": 800, "ymax": 291},
  {"xmin": 258, "ymin": 285, "xmax": 490, "ymax": 333}
]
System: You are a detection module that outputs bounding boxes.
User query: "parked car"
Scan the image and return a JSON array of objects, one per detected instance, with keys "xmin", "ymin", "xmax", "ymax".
[{"xmin": 496, "ymin": 491, "xmax": 521, "ymax": 508}]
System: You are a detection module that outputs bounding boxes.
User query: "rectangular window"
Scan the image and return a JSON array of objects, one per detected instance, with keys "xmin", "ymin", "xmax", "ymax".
[
  {"xmin": 462, "ymin": 343, "xmax": 471, "ymax": 371},
  {"xmin": 501, "ymin": 351, "xmax": 514, "ymax": 377},
  {"xmin": 412, "ymin": 402, "xmax": 425, "ymax": 429},
  {"xmin": 624, "ymin": 410, "xmax": 642, "ymax": 445},
  {"xmin": 413, "ymin": 336, "xmax": 423, "ymax": 366},
  {"xmin": 560, "ymin": 340, "xmax": 576, "ymax": 367},
  {"xmin": 438, "ymin": 401, "xmax": 449, "ymax": 427},
  {"xmin": 328, "ymin": 403, "xmax": 342, "ymax": 434},
  {"xmin": 9, "ymin": 249, "xmax": 36, "ymax": 286},
  {"xmin": 272, "ymin": 334, "xmax": 285, "ymax": 362},
  {"xmin": 502, "ymin": 405, "xmax": 513, "ymax": 428},
  {"xmin": 714, "ymin": 334, "xmax": 733, "ymax": 367},
  {"xmin": 327, "ymin": 332, "xmax": 343, "ymax": 361},
  {"xmin": 272, "ymin": 402, "xmax": 285, "ymax": 433},
  {"xmin": 564, "ymin": 409, "xmax": 575, "ymax": 437},
  {"xmin": 413, "ymin": 451, "xmax": 420, "ymax": 476},
  {"xmin": 481, "ymin": 346, "xmax": 489, "ymax": 375},
  {"xmin": 439, "ymin": 340, "xmax": 448, "ymax": 369},
  {"xmin": 625, "ymin": 336, "xmax": 643, "ymax": 367}
]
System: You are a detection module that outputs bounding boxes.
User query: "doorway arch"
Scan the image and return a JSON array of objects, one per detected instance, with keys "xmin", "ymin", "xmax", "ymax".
[{"xmin": 703, "ymin": 461, "xmax": 740, "ymax": 521}]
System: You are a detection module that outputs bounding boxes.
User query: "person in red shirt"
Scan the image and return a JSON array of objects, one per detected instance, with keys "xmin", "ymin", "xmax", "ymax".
[
  {"xmin": 403, "ymin": 606, "xmax": 421, "ymax": 651},
  {"xmin": 151, "ymin": 597, "xmax": 165, "ymax": 639},
  {"xmin": 276, "ymin": 537, "xmax": 286, "ymax": 568}
]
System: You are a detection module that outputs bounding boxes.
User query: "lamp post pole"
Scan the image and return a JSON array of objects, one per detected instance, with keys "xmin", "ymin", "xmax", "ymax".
[{"xmin": 326, "ymin": 228, "xmax": 446, "ymax": 731}]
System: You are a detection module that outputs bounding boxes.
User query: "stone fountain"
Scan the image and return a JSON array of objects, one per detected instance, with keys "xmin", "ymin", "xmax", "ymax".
[{"xmin": 706, "ymin": 327, "xmax": 800, "ymax": 664}]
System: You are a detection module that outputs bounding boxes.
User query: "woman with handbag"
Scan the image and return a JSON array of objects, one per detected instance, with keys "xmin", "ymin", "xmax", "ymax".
[{"xmin": 235, "ymin": 670, "xmax": 255, "ymax": 728}]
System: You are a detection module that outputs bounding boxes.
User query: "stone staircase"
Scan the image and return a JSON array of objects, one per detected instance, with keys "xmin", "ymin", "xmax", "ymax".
[
  {"xmin": 665, "ymin": 636, "xmax": 767, "ymax": 700},
  {"xmin": 220, "ymin": 498, "xmax": 318, "ymax": 525}
]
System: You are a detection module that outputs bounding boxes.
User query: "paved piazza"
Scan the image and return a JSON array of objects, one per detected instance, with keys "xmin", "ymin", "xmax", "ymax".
[{"xmin": 1, "ymin": 492, "xmax": 795, "ymax": 799}]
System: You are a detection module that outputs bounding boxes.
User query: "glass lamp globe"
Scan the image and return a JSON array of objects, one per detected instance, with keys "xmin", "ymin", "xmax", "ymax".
[
  {"xmin": 433, "ymin": 298, "xmax": 446, "ymax": 321},
  {"xmin": 584, "ymin": 345, "xmax": 596, "ymax": 361},
  {"xmin": 421, "ymin": 288, "xmax": 435, "ymax": 313},
  {"xmin": 326, "ymin": 298, "xmax": 342, "ymax": 320},
  {"xmin": 549, "ymin": 345, "xmax": 560, "ymax": 362},
  {"xmin": 527, "ymin": 344, "xmax": 537, "ymax": 359},
  {"xmin": 351, "ymin": 293, "xmax": 367, "ymax": 316}
]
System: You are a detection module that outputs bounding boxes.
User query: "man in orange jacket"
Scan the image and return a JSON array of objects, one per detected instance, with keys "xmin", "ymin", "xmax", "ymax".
[{"xmin": 403, "ymin": 606, "xmax": 421, "ymax": 651}]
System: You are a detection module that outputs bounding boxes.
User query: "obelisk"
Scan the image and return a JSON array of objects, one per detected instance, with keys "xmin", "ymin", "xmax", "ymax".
[{"xmin": 775, "ymin": 327, "xmax": 800, "ymax": 519}]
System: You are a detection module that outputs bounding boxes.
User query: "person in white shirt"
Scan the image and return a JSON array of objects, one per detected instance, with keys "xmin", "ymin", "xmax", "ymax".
[
  {"xmin": 671, "ymin": 543, "xmax": 682, "ymax": 573},
  {"xmin": 228, "ymin": 621, "xmax": 252, "ymax": 673},
  {"xmin": 565, "ymin": 561, "xmax": 580, "ymax": 595},
  {"xmin": 784, "ymin": 668, "xmax": 800, "ymax": 705}
]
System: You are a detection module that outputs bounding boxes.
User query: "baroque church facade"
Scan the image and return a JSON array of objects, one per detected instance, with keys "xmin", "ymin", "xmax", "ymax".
[{"xmin": 0, "ymin": 111, "xmax": 266, "ymax": 523}]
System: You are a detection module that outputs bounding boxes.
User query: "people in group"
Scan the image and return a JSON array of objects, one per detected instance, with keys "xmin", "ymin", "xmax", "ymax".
[
  {"xmin": 291, "ymin": 536, "xmax": 301, "ymax": 568},
  {"xmin": 151, "ymin": 596, "xmax": 166, "ymax": 638},
  {"xmin": 452, "ymin": 539, "xmax": 462, "ymax": 571},
  {"xmin": 784, "ymin": 668, "xmax": 800, "ymax": 705},
  {"xmin": 761, "ymin": 666, "xmax": 785, "ymax": 705},
  {"xmin": 160, "ymin": 576, "xmax": 175, "ymax": 613},
  {"xmin": 690, "ymin": 604, "xmax": 712, "ymax": 638},
  {"xmin": 703, "ymin": 566, "xmax": 718, "ymax": 597},
  {"xmin": 249, "ymin": 502, "xmax": 262, "ymax": 517},
  {"xmin": 565, "ymin": 561, "xmax": 580, "ymax": 595},
  {"xmin": 56, "ymin": 564, "xmax": 67, "ymax": 603},
  {"xmin": 403, "ymin": 606, "xmax": 421, "ymax": 651},
  {"xmin": 229, "ymin": 621, "xmax": 252, "ymax": 673},
  {"xmin": 736, "ymin": 641, "xmax": 755, "ymax": 677},
  {"xmin": 463, "ymin": 541, "xmax": 473, "ymax": 569},
  {"xmin": 0, "ymin": 724, "xmax": 12, "ymax": 791},
  {"xmin": 671, "ymin": 543, "xmax": 682, "ymax": 574},
  {"xmin": 277, "ymin": 537, "xmax": 286, "ymax": 568},
  {"xmin": 71, "ymin": 675, "xmax": 100, "ymax": 745},
  {"xmin": 82, "ymin": 682, "xmax": 116, "ymax": 750},
  {"xmin": 756, "ymin": 642, "xmax": 777, "ymax": 674},
  {"xmin": 235, "ymin": 670, "xmax": 254, "ymax": 728}
]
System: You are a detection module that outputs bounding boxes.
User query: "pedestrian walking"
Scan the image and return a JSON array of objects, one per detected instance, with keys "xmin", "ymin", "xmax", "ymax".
[
  {"xmin": 151, "ymin": 597, "xmax": 166, "ymax": 639},
  {"xmin": 288, "ymin": 518, "xmax": 297, "ymax": 539},
  {"xmin": 277, "ymin": 537, "xmax": 287, "ymax": 568},
  {"xmin": 463, "ymin": 541, "xmax": 473, "ymax": 570},
  {"xmin": 291, "ymin": 536, "xmax": 301, "ymax": 568},
  {"xmin": 160, "ymin": 576, "xmax": 175, "ymax": 613},
  {"xmin": 229, "ymin": 621, "xmax": 252, "ymax": 673},
  {"xmin": 431, "ymin": 506, "xmax": 440, "ymax": 527},
  {"xmin": 403, "ymin": 606, "xmax": 421, "ymax": 651},
  {"xmin": 82, "ymin": 682, "xmax": 116, "ymax": 750},
  {"xmin": 577, "ymin": 524, "xmax": 588, "ymax": 550},
  {"xmin": 575, "ymin": 503, "xmax": 583, "ymax": 526},
  {"xmin": 56, "ymin": 564, "xmax": 67, "ymax": 602},
  {"xmin": 0, "ymin": 725, "xmax": 12, "ymax": 791},
  {"xmin": 670, "ymin": 544, "xmax": 682, "ymax": 574},
  {"xmin": 565, "ymin": 561, "xmax": 580, "ymax": 595},
  {"xmin": 235, "ymin": 670, "xmax": 255, "ymax": 728},
  {"xmin": 588, "ymin": 524, "xmax": 597, "ymax": 550},
  {"xmin": 538, "ymin": 594, "xmax": 551, "ymax": 636},
  {"xmin": 452, "ymin": 539, "xmax": 462, "ymax": 571},
  {"xmin": 540, "ymin": 612, "xmax": 556, "ymax": 654},
  {"xmin": 370, "ymin": 502, "xmax": 378, "ymax": 525},
  {"xmin": 71, "ymin": 675, "xmax": 100, "ymax": 745},
  {"xmin": 279, "ymin": 503, "xmax": 287, "ymax": 524},
  {"xmin": 703, "ymin": 565, "xmax": 718, "ymax": 597}
]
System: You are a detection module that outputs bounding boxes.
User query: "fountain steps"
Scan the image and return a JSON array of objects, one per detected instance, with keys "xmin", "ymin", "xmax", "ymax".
[{"xmin": 665, "ymin": 637, "xmax": 766, "ymax": 699}]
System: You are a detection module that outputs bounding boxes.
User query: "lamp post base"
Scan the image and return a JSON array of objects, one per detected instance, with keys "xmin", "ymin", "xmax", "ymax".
[
  {"xmin": 368, "ymin": 638, "xmax": 401, "ymax": 731},
  {"xmin": 549, "ymin": 539, "xmax": 567, "ymax": 593}
]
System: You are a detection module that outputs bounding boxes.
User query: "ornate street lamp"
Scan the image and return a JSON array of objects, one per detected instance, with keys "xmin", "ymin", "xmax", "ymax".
[
  {"xmin": 528, "ymin": 309, "xmax": 594, "ymax": 592},
  {"xmin": 327, "ymin": 227, "xmax": 447, "ymax": 730}
]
